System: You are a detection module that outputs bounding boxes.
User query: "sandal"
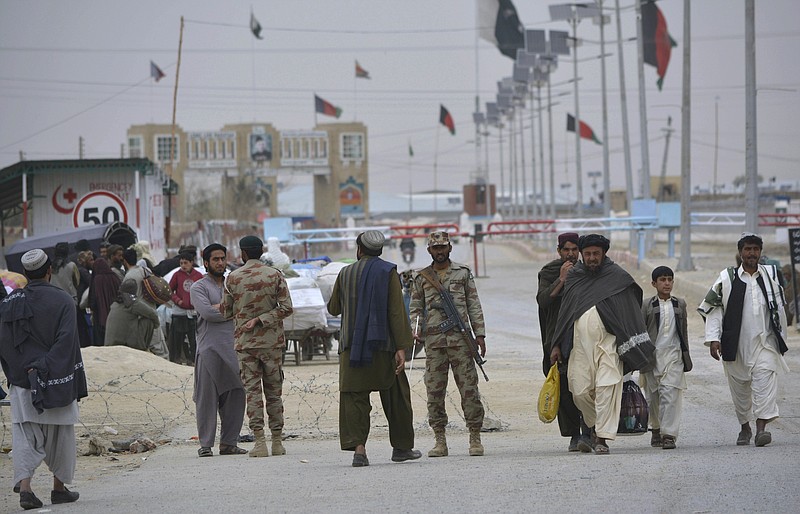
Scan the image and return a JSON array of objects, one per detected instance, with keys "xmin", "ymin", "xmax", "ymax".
[
  {"xmin": 594, "ymin": 436, "xmax": 610, "ymax": 454},
  {"xmin": 219, "ymin": 444, "xmax": 248, "ymax": 455},
  {"xmin": 198, "ymin": 447, "xmax": 213, "ymax": 457}
]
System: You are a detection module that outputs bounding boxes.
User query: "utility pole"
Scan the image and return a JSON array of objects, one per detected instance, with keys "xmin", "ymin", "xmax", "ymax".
[
  {"xmin": 713, "ymin": 96, "xmax": 719, "ymax": 196},
  {"xmin": 658, "ymin": 116, "xmax": 674, "ymax": 202},
  {"xmin": 744, "ymin": 0, "xmax": 758, "ymax": 233},
  {"xmin": 614, "ymin": 0, "xmax": 634, "ymax": 219},
  {"xmin": 79, "ymin": 136, "xmax": 84, "ymax": 159},
  {"xmin": 677, "ymin": 0, "xmax": 694, "ymax": 271}
]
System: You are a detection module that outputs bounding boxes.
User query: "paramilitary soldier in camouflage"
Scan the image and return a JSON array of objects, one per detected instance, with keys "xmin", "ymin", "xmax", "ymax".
[
  {"xmin": 409, "ymin": 231, "xmax": 487, "ymax": 457},
  {"xmin": 222, "ymin": 235, "xmax": 293, "ymax": 458}
]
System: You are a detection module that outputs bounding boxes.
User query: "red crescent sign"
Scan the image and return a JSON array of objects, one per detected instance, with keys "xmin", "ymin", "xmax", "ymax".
[
  {"xmin": 51, "ymin": 185, "xmax": 75, "ymax": 214},
  {"xmin": 72, "ymin": 190, "xmax": 128, "ymax": 228}
]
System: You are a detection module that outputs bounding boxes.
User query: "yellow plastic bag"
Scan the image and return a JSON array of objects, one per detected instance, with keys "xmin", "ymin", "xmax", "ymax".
[{"xmin": 538, "ymin": 363, "xmax": 560, "ymax": 423}]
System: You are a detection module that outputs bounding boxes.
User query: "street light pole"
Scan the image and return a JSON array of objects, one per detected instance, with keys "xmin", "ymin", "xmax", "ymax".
[
  {"xmin": 744, "ymin": 0, "xmax": 758, "ymax": 233},
  {"xmin": 571, "ymin": 15, "xmax": 584, "ymax": 216},
  {"xmin": 598, "ymin": 1, "xmax": 611, "ymax": 217}
]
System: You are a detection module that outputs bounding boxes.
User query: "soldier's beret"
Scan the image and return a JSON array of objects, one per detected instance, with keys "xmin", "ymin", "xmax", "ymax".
[{"xmin": 239, "ymin": 235, "xmax": 263, "ymax": 250}]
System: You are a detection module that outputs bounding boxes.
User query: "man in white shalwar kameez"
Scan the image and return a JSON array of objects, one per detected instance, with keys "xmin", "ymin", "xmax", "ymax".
[
  {"xmin": 640, "ymin": 266, "xmax": 691, "ymax": 450},
  {"xmin": 699, "ymin": 233, "xmax": 789, "ymax": 447},
  {"xmin": 551, "ymin": 234, "xmax": 653, "ymax": 455}
]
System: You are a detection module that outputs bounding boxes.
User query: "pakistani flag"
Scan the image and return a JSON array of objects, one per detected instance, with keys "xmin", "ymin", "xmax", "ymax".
[{"xmin": 477, "ymin": 0, "xmax": 525, "ymax": 59}]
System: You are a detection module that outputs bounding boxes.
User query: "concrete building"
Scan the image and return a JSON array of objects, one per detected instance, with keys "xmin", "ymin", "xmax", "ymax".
[{"xmin": 126, "ymin": 121, "xmax": 369, "ymax": 230}]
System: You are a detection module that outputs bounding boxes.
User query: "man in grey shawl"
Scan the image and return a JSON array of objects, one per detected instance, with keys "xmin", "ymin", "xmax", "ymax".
[
  {"xmin": 549, "ymin": 234, "xmax": 653, "ymax": 455},
  {"xmin": 0, "ymin": 249, "xmax": 86, "ymax": 510},
  {"xmin": 189, "ymin": 243, "xmax": 247, "ymax": 457}
]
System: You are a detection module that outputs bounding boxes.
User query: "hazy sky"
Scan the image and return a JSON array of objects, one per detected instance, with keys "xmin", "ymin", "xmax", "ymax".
[{"xmin": 1, "ymin": 0, "xmax": 798, "ymax": 203}]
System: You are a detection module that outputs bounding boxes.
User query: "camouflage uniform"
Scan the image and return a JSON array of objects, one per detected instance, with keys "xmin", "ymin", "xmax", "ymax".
[
  {"xmin": 409, "ymin": 249, "xmax": 486, "ymax": 431},
  {"xmin": 222, "ymin": 259, "xmax": 293, "ymax": 433}
]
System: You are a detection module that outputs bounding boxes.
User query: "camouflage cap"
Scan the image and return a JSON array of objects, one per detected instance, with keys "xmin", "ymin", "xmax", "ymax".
[{"xmin": 427, "ymin": 231, "xmax": 451, "ymax": 247}]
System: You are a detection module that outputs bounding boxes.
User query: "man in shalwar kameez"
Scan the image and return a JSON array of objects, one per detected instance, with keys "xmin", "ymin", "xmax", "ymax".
[
  {"xmin": 699, "ymin": 233, "xmax": 789, "ymax": 447},
  {"xmin": 0, "ymin": 249, "xmax": 87, "ymax": 510},
  {"xmin": 327, "ymin": 230, "xmax": 422, "ymax": 467},
  {"xmin": 550, "ymin": 235, "xmax": 651, "ymax": 455},
  {"xmin": 640, "ymin": 266, "xmax": 691, "ymax": 450},
  {"xmin": 190, "ymin": 244, "xmax": 246, "ymax": 457}
]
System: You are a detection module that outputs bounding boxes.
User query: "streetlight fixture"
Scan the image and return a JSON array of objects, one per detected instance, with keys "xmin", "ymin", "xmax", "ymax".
[
  {"xmin": 526, "ymin": 29, "xmax": 567, "ymax": 219},
  {"xmin": 549, "ymin": 2, "xmax": 602, "ymax": 217}
]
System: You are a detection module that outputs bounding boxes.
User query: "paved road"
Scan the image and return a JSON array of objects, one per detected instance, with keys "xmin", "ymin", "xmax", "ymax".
[{"xmin": 5, "ymin": 241, "xmax": 800, "ymax": 513}]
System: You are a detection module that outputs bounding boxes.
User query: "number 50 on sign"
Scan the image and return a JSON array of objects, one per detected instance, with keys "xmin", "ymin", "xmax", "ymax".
[{"xmin": 73, "ymin": 190, "xmax": 129, "ymax": 228}]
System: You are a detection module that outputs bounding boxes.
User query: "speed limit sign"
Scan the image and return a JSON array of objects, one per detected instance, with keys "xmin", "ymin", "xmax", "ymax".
[{"xmin": 73, "ymin": 190, "xmax": 129, "ymax": 228}]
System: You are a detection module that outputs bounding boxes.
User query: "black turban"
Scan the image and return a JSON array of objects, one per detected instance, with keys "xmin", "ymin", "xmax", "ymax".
[{"xmin": 578, "ymin": 234, "xmax": 610, "ymax": 252}]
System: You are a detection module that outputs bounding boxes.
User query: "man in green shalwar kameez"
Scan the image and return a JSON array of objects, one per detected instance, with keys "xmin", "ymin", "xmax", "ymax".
[{"xmin": 328, "ymin": 230, "xmax": 422, "ymax": 467}]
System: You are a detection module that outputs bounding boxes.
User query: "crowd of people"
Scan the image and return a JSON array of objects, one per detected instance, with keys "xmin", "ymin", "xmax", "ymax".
[{"xmin": 0, "ymin": 229, "xmax": 792, "ymax": 509}]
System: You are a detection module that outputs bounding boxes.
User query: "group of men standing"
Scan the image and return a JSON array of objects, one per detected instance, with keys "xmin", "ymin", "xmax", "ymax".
[
  {"xmin": 1, "ymin": 228, "xmax": 790, "ymax": 508},
  {"xmin": 539, "ymin": 231, "xmax": 788, "ymax": 454}
]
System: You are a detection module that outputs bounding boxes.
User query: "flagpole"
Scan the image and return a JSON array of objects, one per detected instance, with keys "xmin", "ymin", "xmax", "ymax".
[
  {"xmin": 571, "ymin": 15, "xmax": 584, "ymax": 217},
  {"xmin": 250, "ymin": 8, "xmax": 256, "ymax": 121},
  {"xmin": 636, "ymin": 0, "xmax": 651, "ymax": 200},
  {"xmin": 354, "ymin": 61, "xmax": 358, "ymax": 121},
  {"xmin": 434, "ymin": 124, "xmax": 440, "ymax": 218},
  {"xmin": 166, "ymin": 15, "xmax": 184, "ymax": 247},
  {"xmin": 408, "ymin": 140, "xmax": 413, "ymax": 222}
]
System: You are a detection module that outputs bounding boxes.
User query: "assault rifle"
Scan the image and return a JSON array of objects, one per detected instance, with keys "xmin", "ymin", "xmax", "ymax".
[{"xmin": 418, "ymin": 268, "xmax": 489, "ymax": 382}]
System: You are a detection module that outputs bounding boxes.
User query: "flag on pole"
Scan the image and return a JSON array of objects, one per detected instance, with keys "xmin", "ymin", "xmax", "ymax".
[
  {"xmin": 250, "ymin": 12, "xmax": 264, "ymax": 40},
  {"xmin": 315, "ymin": 94, "xmax": 342, "ymax": 118},
  {"xmin": 477, "ymin": 0, "xmax": 525, "ymax": 59},
  {"xmin": 409, "ymin": 143, "xmax": 414, "ymax": 157},
  {"xmin": 642, "ymin": 0, "xmax": 677, "ymax": 91},
  {"xmin": 355, "ymin": 60, "xmax": 371, "ymax": 79},
  {"xmin": 439, "ymin": 105, "xmax": 455, "ymax": 135},
  {"xmin": 150, "ymin": 61, "xmax": 165, "ymax": 82},
  {"xmin": 567, "ymin": 114, "xmax": 602, "ymax": 145}
]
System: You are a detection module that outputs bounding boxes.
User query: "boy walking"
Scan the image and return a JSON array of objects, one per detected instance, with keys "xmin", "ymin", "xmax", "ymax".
[{"xmin": 640, "ymin": 266, "xmax": 692, "ymax": 450}]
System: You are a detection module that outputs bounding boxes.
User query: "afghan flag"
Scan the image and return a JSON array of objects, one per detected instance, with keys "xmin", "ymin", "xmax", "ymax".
[
  {"xmin": 567, "ymin": 114, "xmax": 601, "ymax": 145},
  {"xmin": 439, "ymin": 105, "xmax": 455, "ymax": 135},
  {"xmin": 150, "ymin": 61, "xmax": 165, "ymax": 82},
  {"xmin": 250, "ymin": 12, "xmax": 264, "ymax": 40},
  {"xmin": 315, "ymin": 94, "xmax": 342, "ymax": 118},
  {"xmin": 642, "ymin": 0, "xmax": 677, "ymax": 91},
  {"xmin": 477, "ymin": 0, "xmax": 525, "ymax": 60},
  {"xmin": 355, "ymin": 60, "xmax": 370, "ymax": 79}
]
